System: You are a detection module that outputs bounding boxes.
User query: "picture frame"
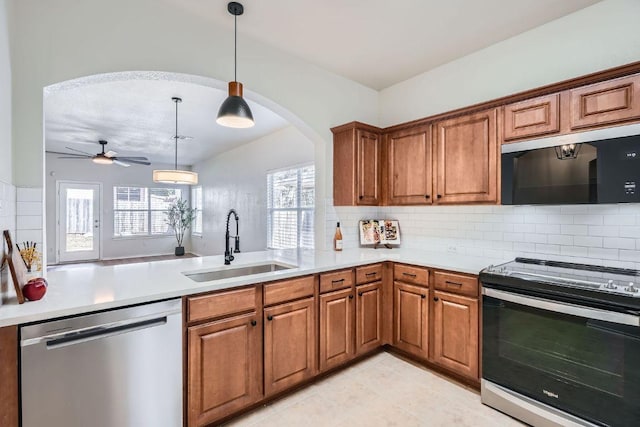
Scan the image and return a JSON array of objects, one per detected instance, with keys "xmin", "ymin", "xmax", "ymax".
[{"xmin": 2, "ymin": 230, "xmax": 26, "ymax": 304}]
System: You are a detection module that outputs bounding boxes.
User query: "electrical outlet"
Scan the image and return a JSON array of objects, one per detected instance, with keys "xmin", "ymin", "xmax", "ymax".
[{"xmin": 447, "ymin": 246, "xmax": 458, "ymax": 253}]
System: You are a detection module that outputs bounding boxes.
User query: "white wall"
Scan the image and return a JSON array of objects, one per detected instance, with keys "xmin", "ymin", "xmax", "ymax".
[
  {"xmin": 379, "ymin": 0, "xmax": 640, "ymax": 126},
  {"xmin": 192, "ymin": 126, "xmax": 314, "ymax": 256},
  {"xmin": 45, "ymin": 153, "xmax": 192, "ymax": 262}
]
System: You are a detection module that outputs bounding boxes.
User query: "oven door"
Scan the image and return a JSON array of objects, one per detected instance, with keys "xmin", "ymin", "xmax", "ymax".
[{"xmin": 483, "ymin": 287, "xmax": 640, "ymax": 426}]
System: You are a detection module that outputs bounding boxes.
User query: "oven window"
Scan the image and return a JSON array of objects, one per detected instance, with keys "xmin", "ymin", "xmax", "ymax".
[{"xmin": 498, "ymin": 304, "xmax": 624, "ymax": 397}]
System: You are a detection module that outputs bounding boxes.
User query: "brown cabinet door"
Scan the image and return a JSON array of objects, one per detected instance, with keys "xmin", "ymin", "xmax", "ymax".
[
  {"xmin": 570, "ymin": 73, "xmax": 640, "ymax": 130},
  {"xmin": 393, "ymin": 281, "xmax": 428, "ymax": 359},
  {"xmin": 434, "ymin": 109, "xmax": 498, "ymax": 204},
  {"xmin": 503, "ymin": 94, "xmax": 560, "ymax": 141},
  {"xmin": 187, "ymin": 312, "xmax": 261, "ymax": 427},
  {"xmin": 264, "ymin": 297, "xmax": 316, "ymax": 396},
  {"xmin": 356, "ymin": 281, "xmax": 382, "ymax": 355},
  {"xmin": 432, "ymin": 291, "xmax": 479, "ymax": 380},
  {"xmin": 319, "ymin": 288, "xmax": 355, "ymax": 371},
  {"xmin": 387, "ymin": 125, "xmax": 433, "ymax": 205},
  {"xmin": 356, "ymin": 130, "xmax": 381, "ymax": 205}
]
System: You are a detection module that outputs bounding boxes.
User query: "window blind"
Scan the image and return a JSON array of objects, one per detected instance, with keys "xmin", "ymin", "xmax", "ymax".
[{"xmin": 113, "ymin": 186, "xmax": 182, "ymax": 237}]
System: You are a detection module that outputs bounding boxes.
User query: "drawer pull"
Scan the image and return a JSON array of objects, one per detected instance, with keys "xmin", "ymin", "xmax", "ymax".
[
  {"xmin": 445, "ymin": 280, "xmax": 463, "ymax": 287},
  {"xmin": 365, "ymin": 272, "xmax": 377, "ymax": 277},
  {"xmin": 332, "ymin": 278, "xmax": 345, "ymax": 284},
  {"xmin": 402, "ymin": 272, "xmax": 417, "ymax": 278},
  {"xmin": 251, "ymin": 320, "xmax": 257, "ymax": 326},
  {"xmin": 425, "ymin": 195, "xmax": 430, "ymax": 199},
  {"xmin": 267, "ymin": 315, "xmax": 273, "ymax": 321}
]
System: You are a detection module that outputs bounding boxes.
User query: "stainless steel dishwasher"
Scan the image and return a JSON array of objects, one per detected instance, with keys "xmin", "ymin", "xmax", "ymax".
[{"xmin": 20, "ymin": 299, "xmax": 183, "ymax": 427}]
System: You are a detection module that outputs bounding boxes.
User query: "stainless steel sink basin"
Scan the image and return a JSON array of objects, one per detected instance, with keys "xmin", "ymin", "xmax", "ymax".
[{"xmin": 183, "ymin": 263, "xmax": 294, "ymax": 283}]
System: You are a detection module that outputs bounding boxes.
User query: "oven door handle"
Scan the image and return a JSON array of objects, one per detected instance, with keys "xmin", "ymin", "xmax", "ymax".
[{"xmin": 483, "ymin": 288, "xmax": 640, "ymax": 327}]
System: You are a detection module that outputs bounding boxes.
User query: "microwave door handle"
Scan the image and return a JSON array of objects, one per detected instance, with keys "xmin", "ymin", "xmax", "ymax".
[{"xmin": 483, "ymin": 288, "xmax": 640, "ymax": 327}]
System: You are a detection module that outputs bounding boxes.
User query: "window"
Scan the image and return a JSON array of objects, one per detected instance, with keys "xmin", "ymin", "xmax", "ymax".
[
  {"xmin": 191, "ymin": 186, "xmax": 203, "ymax": 235},
  {"xmin": 113, "ymin": 186, "xmax": 182, "ymax": 237},
  {"xmin": 267, "ymin": 165, "xmax": 314, "ymax": 249}
]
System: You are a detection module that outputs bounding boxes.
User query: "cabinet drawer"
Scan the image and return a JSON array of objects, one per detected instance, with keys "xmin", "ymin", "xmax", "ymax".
[
  {"xmin": 355, "ymin": 263, "xmax": 383, "ymax": 284},
  {"xmin": 319, "ymin": 269, "xmax": 354, "ymax": 293},
  {"xmin": 187, "ymin": 287, "xmax": 256, "ymax": 324},
  {"xmin": 264, "ymin": 276, "xmax": 315, "ymax": 306},
  {"xmin": 393, "ymin": 264, "xmax": 428, "ymax": 287},
  {"xmin": 503, "ymin": 93, "xmax": 560, "ymax": 141},
  {"xmin": 433, "ymin": 271, "xmax": 478, "ymax": 297}
]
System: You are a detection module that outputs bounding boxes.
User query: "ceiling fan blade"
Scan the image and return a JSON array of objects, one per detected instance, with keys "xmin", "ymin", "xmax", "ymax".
[
  {"xmin": 117, "ymin": 156, "xmax": 150, "ymax": 161},
  {"xmin": 46, "ymin": 150, "xmax": 87, "ymax": 157},
  {"xmin": 105, "ymin": 150, "xmax": 118, "ymax": 158},
  {"xmin": 118, "ymin": 159, "xmax": 151, "ymax": 166},
  {"xmin": 65, "ymin": 146, "xmax": 95, "ymax": 156},
  {"xmin": 113, "ymin": 160, "xmax": 131, "ymax": 167},
  {"xmin": 57, "ymin": 156, "xmax": 92, "ymax": 159}
]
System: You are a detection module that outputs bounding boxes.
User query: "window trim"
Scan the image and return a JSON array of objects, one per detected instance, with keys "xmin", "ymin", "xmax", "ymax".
[
  {"xmin": 191, "ymin": 186, "xmax": 203, "ymax": 237},
  {"xmin": 266, "ymin": 163, "xmax": 315, "ymax": 249},
  {"xmin": 112, "ymin": 186, "xmax": 185, "ymax": 238}
]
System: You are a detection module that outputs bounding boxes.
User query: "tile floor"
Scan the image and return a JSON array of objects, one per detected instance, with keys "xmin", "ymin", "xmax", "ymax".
[{"xmin": 225, "ymin": 352, "xmax": 524, "ymax": 426}]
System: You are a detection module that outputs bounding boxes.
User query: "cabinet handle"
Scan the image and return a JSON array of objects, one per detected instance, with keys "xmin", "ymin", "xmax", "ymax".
[
  {"xmin": 437, "ymin": 194, "xmax": 442, "ymax": 199},
  {"xmin": 402, "ymin": 272, "xmax": 417, "ymax": 278},
  {"xmin": 251, "ymin": 320, "xmax": 257, "ymax": 326},
  {"xmin": 421, "ymin": 294, "xmax": 426, "ymax": 299},
  {"xmin": 434, "ymin": 297, "xmax": 439, "ymax": 302},
  {"xmin": 445, "ymin": 280, "xmax": 463, "ymax": 287},
  {"xmin": 358, "ymin": 291, "xmax": 363, "ymax": 297},
  {"xmin": 332, "ymin": 278, "xmax": 345, "ymax": 284},
  {"xmin": 349, "ymin": 295, "xmax": 354, "ymax": 300},
  {"xmin": 359, "ymin": 195, "xmax": 363, "ymax": 200},
  {"xmin": 425, "ymin": 195, "xmax": 430, "ymax": 199},
  {"xmin": 267, "ymin": 315, "xmax": 273, "ymax": 321},
  {"xmin": 365, "ymin": 272, "xmax": 377, "ymax": 277}
]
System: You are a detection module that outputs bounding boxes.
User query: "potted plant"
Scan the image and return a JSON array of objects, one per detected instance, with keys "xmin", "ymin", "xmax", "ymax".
[{"xmin": 165, "ymin": 198, "xmax": 196, "ymax": 256}]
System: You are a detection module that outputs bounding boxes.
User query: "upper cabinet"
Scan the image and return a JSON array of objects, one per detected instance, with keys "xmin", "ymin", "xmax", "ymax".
[
  {"xmin": 569, "ymin": 74, "xmax": 640, "ymax": 130},
  {"xmin": 503, "ymin": 93, "xmax": 560, "ymax": 141},
  {"xmin": 387, "ymin": 125, "xmax": 432, "ymax": 205},
  {"xmin": 434, "ymin": 109, "xmax": 498, "ymax": 204},
  {"xmin": 332, "ymin": 122, "xmax": 382, "ymax": 206}
]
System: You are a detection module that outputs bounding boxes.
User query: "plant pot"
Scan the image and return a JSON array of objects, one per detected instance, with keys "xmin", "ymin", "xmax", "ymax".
[{"xmin": 175, "ymin": 246, "xmax": 185, "ymax": 256}]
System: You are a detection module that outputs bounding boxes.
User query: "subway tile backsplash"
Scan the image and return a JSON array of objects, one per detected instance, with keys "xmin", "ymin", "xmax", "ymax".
[{"xmin": 326, "ymin": 201, "xmax": 640, "ymax": 270}]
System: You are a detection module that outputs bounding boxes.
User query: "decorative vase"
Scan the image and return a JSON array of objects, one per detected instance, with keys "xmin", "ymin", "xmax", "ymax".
[{"xmin": 175, "ymin": 246, "xmax": 185, "ymax": 256}]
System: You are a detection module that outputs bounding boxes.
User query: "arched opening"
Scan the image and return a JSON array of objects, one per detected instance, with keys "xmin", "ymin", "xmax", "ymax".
[{"xmin": 42, "ymin": 71, "xmax": 325, "ymax": 267}]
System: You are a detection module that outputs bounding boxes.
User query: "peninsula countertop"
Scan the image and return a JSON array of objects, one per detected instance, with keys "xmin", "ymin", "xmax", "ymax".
[{"xmin": 0, "ymin": 248, "xmax": 504, "ymax": 327}]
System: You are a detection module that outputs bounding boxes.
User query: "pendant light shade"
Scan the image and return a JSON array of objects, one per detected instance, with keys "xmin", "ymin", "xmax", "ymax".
[
  {"xmin": 153, "ymin": 97, "xmax": 199, "ymax": 185},
  {"xmin": 217, "ymin": 2, "xmax": 254, "ymax": 128}
]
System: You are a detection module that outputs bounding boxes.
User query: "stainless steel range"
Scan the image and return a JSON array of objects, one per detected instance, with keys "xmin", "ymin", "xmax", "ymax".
[{"xmin": 480, "ymin": 258, "xmax": 640, "ymax": 427}]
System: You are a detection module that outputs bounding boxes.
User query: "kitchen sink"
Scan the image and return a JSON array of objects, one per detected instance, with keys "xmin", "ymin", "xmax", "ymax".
[{"xmin": 183, "ymin": 262, "xmax": 294, "ymax": 283}]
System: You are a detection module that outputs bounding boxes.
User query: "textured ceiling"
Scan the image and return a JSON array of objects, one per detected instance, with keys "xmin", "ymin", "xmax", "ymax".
[
  {"xmin": 44, "ymin": 79, "xmax": 288, "ymax": 166},
  {"xmin": 166, "ymin": 0, "xmax": 601, "ymax": 89}
]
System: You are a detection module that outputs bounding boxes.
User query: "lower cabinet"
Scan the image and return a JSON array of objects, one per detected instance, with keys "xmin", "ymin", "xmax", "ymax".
[
  {"xmin": 355, "ymin": 281, "xmax": 382, "ymax": 355},
  {"xmin": 264, "ymin": 297, "xmax": 316, "ymax": 396},
  {"xmin": 319, "ymin": 288, "xmax": 355, "ymax": 371},
  {"xmin": 431, "ymin": 290, "xmax": 479, "ymax": 380},
  {"xmin": 187, "ymin": 312, "xmax": 262, "ymax": 427},
  {"xmin": 393, "ymin": 281, "xmax": 429, "ymax": 359}
]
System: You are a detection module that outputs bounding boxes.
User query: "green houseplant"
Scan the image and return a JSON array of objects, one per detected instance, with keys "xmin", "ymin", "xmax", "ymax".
[{"xmin": 165, "ymin": 198, "xmax": 196, "ymax": 256}]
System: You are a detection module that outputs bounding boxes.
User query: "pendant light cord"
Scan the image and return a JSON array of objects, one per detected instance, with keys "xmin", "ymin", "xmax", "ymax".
[
  {"xmin": 234, "ymin": 13, "xmax": 237, "ymax": 82},
  {"xmin": 174, "ymin": 98, "xmax": 178, "ymax": 170}
]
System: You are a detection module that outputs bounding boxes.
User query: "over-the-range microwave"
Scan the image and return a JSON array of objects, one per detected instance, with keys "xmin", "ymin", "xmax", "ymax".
[{"xmin": 501, "ymin": 123, "xmax": 640, "ymax": 205}]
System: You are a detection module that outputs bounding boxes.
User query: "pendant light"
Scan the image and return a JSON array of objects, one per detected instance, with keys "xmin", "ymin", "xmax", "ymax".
[
  {"xmin": 153, "ymin": 97, "xmax": 199, "ymax": 185},
  {"xmin": 216, "ymin": 2, "xmax": 255, "ymax": 128}
]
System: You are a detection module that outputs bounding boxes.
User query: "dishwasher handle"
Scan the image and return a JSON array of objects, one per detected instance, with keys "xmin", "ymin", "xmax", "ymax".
[{"xmin": 45, "ymin": 316, "xmax": 168, "ymax": 350}]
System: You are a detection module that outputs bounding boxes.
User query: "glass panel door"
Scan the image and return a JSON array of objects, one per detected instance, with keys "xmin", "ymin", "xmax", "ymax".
[{"xmin": 58, "ymin": 182, "xmax": 101, "ymax": 262}]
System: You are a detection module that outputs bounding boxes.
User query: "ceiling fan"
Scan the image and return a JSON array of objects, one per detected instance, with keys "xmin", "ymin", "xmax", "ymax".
[{"xmin": 46, "ymin": 140, "xmax": 151, "ymax": 167}]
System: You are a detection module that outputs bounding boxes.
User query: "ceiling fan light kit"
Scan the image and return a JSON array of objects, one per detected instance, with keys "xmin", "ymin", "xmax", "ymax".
[
  {"xmin": 153, "ymin": 97, "xmax": 199, "ymax": 185},
  {"xmin": 216, "ymin": 1, "xmax": 255, "ymax": 129}
]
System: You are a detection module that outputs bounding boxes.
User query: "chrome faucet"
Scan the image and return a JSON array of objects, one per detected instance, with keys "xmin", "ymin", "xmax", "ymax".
[{"xmin": 224, "ymin": 209, "xmax": 240, "ymax": 265}]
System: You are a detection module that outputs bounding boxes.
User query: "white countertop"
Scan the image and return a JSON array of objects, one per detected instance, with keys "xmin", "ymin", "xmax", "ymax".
[{"xmin": 0, "ymin": 248, "xmax": 504, "ymax": 327}]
